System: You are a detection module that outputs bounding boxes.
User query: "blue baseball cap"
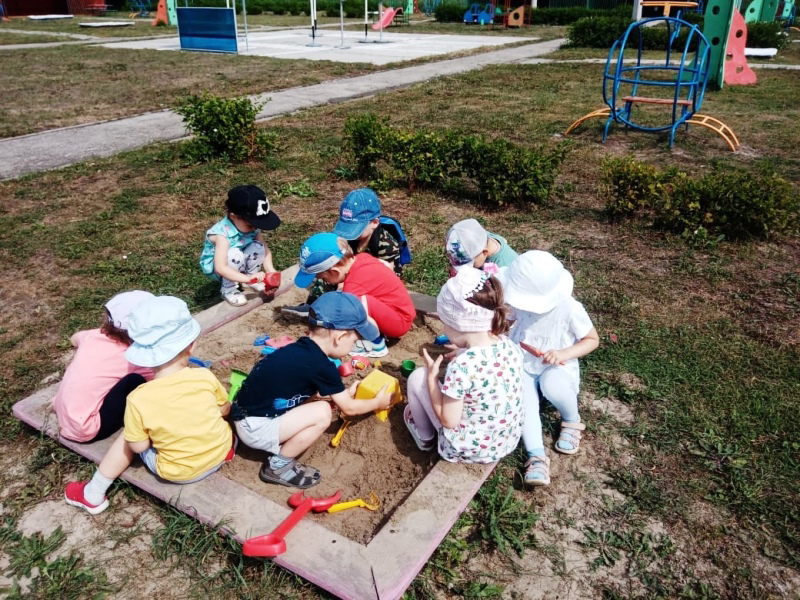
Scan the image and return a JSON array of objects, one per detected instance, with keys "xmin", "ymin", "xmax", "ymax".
[
  {"xmin": 332, "ymin": 189, "xmax": 381, "ymax": 240},
  {"xmin": 295, "ymin": 232, "xmax": 345, "ymax": 288},
  {"xmin": 309, "ymin": 291, "xmax": 379, "ymax": 341}
]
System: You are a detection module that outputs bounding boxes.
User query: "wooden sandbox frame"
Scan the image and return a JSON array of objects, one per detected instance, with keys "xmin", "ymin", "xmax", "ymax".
[{"xmin": 12, "ymin": 266, "xmax": 495, "ymax": 600}]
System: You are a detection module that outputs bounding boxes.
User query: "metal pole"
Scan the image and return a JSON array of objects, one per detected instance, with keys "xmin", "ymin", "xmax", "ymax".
[
  {"xmin": 307, "ymin": 0, "xmax": 321, "ymax": 46},
  {"xmin": 242, "ymin": 0, "xmax": 248, "ymax": 52},
  {"xmin": 336, "ymin": 0, "xmax": 350, "ymax": 48},
  {"xmin": 375, "ymin": 1, "xmax": 390, "ymax": 43}
]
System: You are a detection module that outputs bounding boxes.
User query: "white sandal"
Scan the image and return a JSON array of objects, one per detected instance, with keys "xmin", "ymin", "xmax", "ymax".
[
  {"xmin": 524, "ymin": 455, "xmax": 550, "ymax": 487},
  {"xmin": 222, "ymin": 289, "xmax": 247, "ymax": 307},
  {"xmin": 555, "ymin": 421, "xmax": 585, "ymax": 455}
]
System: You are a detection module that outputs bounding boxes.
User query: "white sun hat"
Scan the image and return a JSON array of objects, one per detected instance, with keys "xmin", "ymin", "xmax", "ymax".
[
  {"xmin": 436, "ymin": 267, "xmax": 495, "ymax": 333},
  {"xmin": 495, "ymin": 251, "xmax": 573, "ymax": 314},
  {"xmin": 104, "ymin": 290, "xmax": 154, "ymax": 331},
  {"xmin": 125, "ymin": 296, "xmax": 201, "ymax": 368}
]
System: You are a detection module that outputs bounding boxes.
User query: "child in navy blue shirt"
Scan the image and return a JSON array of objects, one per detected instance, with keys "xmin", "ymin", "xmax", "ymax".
[{"xmin": 232, "ymin": 291, "xmax": 392, "ymax": 488}]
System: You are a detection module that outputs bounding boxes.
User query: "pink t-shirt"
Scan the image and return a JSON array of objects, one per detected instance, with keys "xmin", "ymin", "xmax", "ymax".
[{"xmin": 53, "ymin": 329, "xmax": 154, "ymax": 442}]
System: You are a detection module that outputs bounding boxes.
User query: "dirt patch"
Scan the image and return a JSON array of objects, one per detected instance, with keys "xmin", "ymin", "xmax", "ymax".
[{"xmin": 195, "ymin": 287, "xmax": 449, "ymax": 545}]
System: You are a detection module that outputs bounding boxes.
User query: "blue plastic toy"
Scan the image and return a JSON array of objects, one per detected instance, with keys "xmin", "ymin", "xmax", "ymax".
[
  {"xmin": 189, "ymin": 357, "xmax": 212, "ymax": 368},
  {"xmin": 434, "ymin": 334, "xmax": 450, "ymax": 346},
  {"xmin": 260, "ymin": 346, "xmax": 278, "ymax": 356},
  {"xmin": 253, "ymin": 334, "xmax": 271, "ymax": 346}
]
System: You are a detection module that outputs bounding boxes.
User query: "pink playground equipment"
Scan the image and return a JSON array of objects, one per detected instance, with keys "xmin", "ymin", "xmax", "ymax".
[{"xmin": 373, "ymin": 3, "xmax": 402, "ymax": 29}]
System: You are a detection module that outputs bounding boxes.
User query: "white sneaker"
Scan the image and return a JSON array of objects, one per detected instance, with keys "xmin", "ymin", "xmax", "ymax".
[{"xmin": 350, "ymin": 337, "xmax": 388, "ymax": 358}]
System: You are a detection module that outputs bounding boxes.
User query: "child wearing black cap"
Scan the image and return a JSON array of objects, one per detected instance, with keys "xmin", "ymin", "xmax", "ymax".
[{"xmin": 200, "ymin": 185, "xmax": 281, "ymax": 306}]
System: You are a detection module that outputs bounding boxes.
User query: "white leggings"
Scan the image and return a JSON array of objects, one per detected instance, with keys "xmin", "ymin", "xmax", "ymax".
[
  {"xmin": 406, "ymin": 367, "xmax": 442, "ymax": 441},
  {"xmin": 220, "ymin": 242, "xmax": 265, "ymax": 294},
  {"xmin": 521, "ymin": 366, "xmax": 580, "ymax": 456}
]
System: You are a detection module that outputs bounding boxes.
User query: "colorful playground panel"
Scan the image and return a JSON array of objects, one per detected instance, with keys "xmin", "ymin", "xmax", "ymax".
[
  {"xmin": 176, "ymin": 6, "xmax": 239, "ymax": 53},
  {"xmin": 11, "ymin": 265, "xmax": 495, "ymax": 600}
]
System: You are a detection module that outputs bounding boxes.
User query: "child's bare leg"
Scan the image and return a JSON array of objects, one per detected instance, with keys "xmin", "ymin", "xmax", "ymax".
[
  {"xmin": 260, "ymin": 402, "xmax": 332, "ymax": 488},
  {"xmin": 66, "ymin": 433, "xmax": 135, "ymax": 513},
  {"xmin": 278, "ymin": 401, "xmax": 332, "ymax": 457}
]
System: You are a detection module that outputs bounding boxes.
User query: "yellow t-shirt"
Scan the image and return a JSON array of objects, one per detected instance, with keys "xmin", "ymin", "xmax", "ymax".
[{"xmin": 124, "ymin": 367, "xmax": 232, "ymax": 482}]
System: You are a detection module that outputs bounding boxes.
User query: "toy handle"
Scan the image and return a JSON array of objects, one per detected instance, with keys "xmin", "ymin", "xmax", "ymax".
[{"xmin": 328, "ymin": 500, "xmax": 365, "ymax": 514}]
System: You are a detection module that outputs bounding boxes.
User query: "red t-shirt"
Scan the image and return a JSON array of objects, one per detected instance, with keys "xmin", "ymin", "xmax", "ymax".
[{"xmin": 343, "ymin": 254, "xmax": 415, "ymax": 338}]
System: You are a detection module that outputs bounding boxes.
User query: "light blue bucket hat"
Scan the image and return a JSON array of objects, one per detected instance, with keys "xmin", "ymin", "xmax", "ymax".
[{"xmin": 124, "ymin": 296, "xmax": 201, "ymax": 368}]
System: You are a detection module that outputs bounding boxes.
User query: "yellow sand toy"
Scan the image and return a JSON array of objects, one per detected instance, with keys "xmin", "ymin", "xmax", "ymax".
[
  {"xmin": 327, "ymin": 492, "xmax": 380, "ymax": 513},
  {"xmin": 331, "ymin": 370, "xmax": 403, "ymax": 447}
]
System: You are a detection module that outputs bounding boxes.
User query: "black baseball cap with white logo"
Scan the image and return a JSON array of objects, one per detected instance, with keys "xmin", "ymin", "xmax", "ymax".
[{"xmin": 226, "ymin": 185, "xmax": 281, "ymax": 230}]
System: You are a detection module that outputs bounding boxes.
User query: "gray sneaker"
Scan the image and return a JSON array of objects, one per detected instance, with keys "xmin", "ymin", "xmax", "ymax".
[{"xmin": 281, "ymin": 303, "xmax": 311, "ymax": 318}]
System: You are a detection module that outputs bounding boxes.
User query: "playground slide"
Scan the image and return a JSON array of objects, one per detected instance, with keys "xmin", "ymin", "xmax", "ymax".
[{"xmin": 372, "ymin": 7, "xmax": 401, "ymax": 30}]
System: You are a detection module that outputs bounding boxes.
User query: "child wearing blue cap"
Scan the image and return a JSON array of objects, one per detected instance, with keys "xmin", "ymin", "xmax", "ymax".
[
  {"xmin": 200, "ymin": 185, "xmax": 281, "ymax": 307},
  {"xmin": 293, "ymin": 233, "xmax": 416, "ymax": 357},
  {"xmin": 65, "ymin": 296, "xmax": 235, "ymax": 515},
  {"xmin": 282, "ymin": 188, "xmax": 408, "ymax": 318},
  {"xmin": 231, "ymin": 292, "xmax": 392, "ymax": 489}
]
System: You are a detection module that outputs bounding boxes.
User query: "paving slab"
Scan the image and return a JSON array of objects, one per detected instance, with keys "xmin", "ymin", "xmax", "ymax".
[
  {"xmin": 0, "ymin": 37, "xmax": 564, "ymax": 181},
  {"xmin": 11, "ymin": 265, "xmax": 494, "ymax": 600},
  {"xmin": 101, "ymin": 28, "xmax": 536, "ymax": 65}
]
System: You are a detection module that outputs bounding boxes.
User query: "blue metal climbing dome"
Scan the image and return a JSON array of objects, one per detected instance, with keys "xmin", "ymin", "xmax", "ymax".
[{"xmin": 566, "ymin": 16, "xmax": 739, "ymax": 151}]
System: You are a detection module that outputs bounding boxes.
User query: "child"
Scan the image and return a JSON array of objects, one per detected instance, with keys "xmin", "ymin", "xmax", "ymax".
[
  {"xmin": 445, "ymin": 219, "xmax": 518, "ymax": 276},
  {"xmin": 65, "ymin": 296, "xmax": 234, "ymax": 515},
  {"xmin": 53, "ymin": 290, "xmax": 155, "ymax": 443},
  {"xmin": 496, "ymin": 251, "xmax": 599, "ymax": 487},
  {"xmin": 293, "ymin": 233, "xmax": 415, "ymax": 357},
  {"xmin": 199, "ymin": 185, "xmax": 281, "ymax": 307},
  {"xmin": 404, "ymin": 268, "xmax": 524, "ymax": 464},
  {"xmin": 283, "ymin": 188, "xmax": 406, "ymax": 318},
  {"xmin": 231, "ymin": 291, "xmax": 392, "ymax": 488}
]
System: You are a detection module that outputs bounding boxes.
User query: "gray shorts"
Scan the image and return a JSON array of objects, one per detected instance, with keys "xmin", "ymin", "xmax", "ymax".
[{"xmin": 235, "ymin": 415, "xmax": 282, "ymax": 454}]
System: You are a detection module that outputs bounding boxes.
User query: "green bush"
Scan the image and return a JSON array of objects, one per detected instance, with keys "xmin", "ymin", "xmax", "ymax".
[
  {"xmin": 567, "ymin": 16, "xmax": 632, "ymax": 47},
  {"xmin": 435, "ymin": 1, "xmax": 467, "ymax": 22},
  {"xmin": 344, "ymin": 114, "xmax": 567, "ymax": 206},
  {"xmin": 745, "ymin": 21, "xmax": 788, "ymax": 50},
  {"xmin": 603, "ymin": 157, "xmax": 800, "ymax": 240},
  {"xmin": 602, "ymin": 156, "xmax": 667, "ymax": 218},
  {"xmin": 176, "ymin": 94, "xmax": 276, "ymax": 163}
]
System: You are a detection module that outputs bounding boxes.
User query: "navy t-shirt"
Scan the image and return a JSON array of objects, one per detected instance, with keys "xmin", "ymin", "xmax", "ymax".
[{"xmin": 231, "ymin": 337, "xmax": 344, "ymax": 420}]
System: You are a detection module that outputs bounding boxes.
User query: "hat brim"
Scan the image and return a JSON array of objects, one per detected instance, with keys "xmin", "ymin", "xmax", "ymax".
[
  {"xmin": 333, "ymin": 219, "xmax": 367, "ymax": 240},
  {"xmin": 355, "ymin": 319, "xmax": 380, "ymax": 341},
  {"xmin": 294, "ymin": 269, "xmax": 316, "ymax": 289},
  {"xmin": 497, "ymin": 269, "xmax": 574, "ymax": 314},
  {"xmin": 246, "ymin": 211, "xmax": 281, "ymax": 231},
  {"xmin": 125, "ymin": 319, "xmax": 201, "ymax": 368}
]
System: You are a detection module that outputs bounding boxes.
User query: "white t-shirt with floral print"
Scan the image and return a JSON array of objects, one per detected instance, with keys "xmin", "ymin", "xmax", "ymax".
[{"xmin": 438, "ymin": 336, "xmax": 524, "ymax": 464}]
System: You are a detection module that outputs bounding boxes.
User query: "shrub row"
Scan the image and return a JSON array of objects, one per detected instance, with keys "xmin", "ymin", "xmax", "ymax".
[
  {"xmin": 531, "ymin": 5, "xmax": 631, "ymax": 25},
  {"xmin": 345, "ymin": 114, "xmax": 567, "ymax": 206},
  {"xmin": 435, "ymin": 1, "xmax": 467, "ymax": 22},
  {"xmin": 603, "ymin": 157, "xmax": 799, "ymax": 240},
  {"xmin": 746, "ymin": 21, "xmax": 789, "ymax": 50},
  {"xmin": 566, "ymin": 15, "xmax": 708, "ymax": 49}
]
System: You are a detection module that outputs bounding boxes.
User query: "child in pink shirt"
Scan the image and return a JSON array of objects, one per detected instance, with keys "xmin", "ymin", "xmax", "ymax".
[{"xmin": 53, "ymin": 291, "xmax": 155, "ymax": 443}]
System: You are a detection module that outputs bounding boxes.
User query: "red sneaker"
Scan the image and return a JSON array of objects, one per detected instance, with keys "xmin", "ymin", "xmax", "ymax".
[{"xmin": 64, "ymin": 481, "xmax": 109, "ymax": 515}]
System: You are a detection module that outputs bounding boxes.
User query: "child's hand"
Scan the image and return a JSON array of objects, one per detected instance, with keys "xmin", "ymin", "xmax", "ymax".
[
  {"xmin": 443, "ymin": 343, "xmax": 460, "ymax": 359},
  {"xmin": 374, "ymin": 384, "xmax": 392, "ymax": 409},
  {"xmin": 422, "ymin": 348, "xmax": 443, "ymax": 374},
  {"xmin": 541, "ymin": 349, "xmax": 567, "ymax": 366},
  {"xmin": 348, "ymin": 380, "xmax": 360, "ymax": 397},
  {"xmin": 249, "ymin": 272, "xmax": 266, "ymax": 284}
]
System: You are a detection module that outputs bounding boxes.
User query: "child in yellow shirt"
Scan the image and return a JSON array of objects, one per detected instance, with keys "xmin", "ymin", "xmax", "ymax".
[{"xmin": 65, "ymin": 296, "xmax": 234, "ymax": 514}]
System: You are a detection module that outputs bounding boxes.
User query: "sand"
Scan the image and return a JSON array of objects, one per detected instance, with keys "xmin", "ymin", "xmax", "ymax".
[{"xmin": 194, "ymin": 287, "xmax": 449, "ymax": 545}]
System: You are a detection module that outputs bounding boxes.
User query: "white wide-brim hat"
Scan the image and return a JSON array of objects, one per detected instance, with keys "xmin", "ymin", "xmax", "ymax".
[
  {"xmin": 437, "ymin": 267, "xmax": 495, "ymax": 333},
  {"xmin": 125, "ymin": 296, "xmax": 201, "ymax": 368},
  {"xmin": 495, "ymin": 250, "xmax": 573, "ymax": 314}
]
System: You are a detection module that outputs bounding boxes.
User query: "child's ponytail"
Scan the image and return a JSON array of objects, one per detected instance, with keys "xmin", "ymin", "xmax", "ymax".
[{"xmin": 467, "ymin": 275, "xmax": 510, "ymax": 336}]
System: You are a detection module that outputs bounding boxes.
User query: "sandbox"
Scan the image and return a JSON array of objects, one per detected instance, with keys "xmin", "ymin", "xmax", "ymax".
[{"xmin": 12, "ymin": 266, "xmax": 494, "ymax": 599}]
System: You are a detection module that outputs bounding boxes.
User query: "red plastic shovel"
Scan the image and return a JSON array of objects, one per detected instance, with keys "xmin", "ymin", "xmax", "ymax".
[{"xmin": 242, "ymin": 489, "xmax": 341, "ymax": 557}]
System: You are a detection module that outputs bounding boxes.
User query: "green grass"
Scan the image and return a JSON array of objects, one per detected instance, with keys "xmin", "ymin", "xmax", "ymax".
[
  {"xmin": 0, "ymin": 54, "xmax": 798, "ymax": 598},
  {"xmin": 0, "ymin": 32, "xmax": 68, "ymax": 44}
]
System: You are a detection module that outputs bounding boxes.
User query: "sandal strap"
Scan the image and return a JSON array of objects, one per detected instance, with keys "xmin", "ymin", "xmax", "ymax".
[{"xmin": 560, "ymin": 421, "xmax": 585, "ymax": 431}]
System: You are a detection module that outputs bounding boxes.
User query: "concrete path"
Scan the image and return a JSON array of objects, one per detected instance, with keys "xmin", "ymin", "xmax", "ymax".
[
  {"xmin": 0, "ymin": 37, "xmax": 563, "ymax": 180},
  {"xmin": 0, "ymin": 27, "xmax": 100, "ymax": 39}
]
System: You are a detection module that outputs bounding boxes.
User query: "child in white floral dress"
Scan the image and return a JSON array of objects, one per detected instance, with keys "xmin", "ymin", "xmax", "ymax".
[{"xmin": 404, "ymin": 267, "xmax": 524, "ymax": 464}]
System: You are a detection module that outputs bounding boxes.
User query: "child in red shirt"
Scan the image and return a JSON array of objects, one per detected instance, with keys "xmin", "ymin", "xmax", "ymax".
[{"xmin": 294, "ymin": 233, "xmax": 415, "ymax": 356}]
